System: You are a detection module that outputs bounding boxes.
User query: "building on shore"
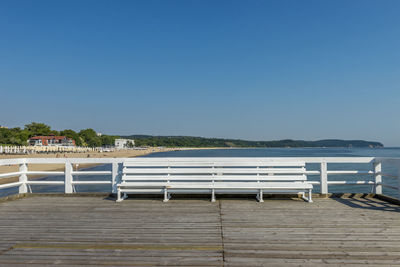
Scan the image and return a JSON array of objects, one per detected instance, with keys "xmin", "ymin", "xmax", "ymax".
[
  {"xmin": 28, "ymin": 135, "xmax": 76, "ymax": 147},
  {"xmin": 115, "ymin": 138, "xmax": 135, "ymax": 149}
]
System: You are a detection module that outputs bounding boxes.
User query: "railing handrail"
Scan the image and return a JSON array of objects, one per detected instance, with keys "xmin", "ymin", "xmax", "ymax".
[{"xmin": 0, "ymin": 157, "xmax": 379, "ymax": 166}]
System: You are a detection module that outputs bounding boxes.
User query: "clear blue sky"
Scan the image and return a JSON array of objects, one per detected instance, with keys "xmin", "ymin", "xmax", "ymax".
[{"xmin": 0, "ymin": 0, "xmax": 399, "ymax": 146}]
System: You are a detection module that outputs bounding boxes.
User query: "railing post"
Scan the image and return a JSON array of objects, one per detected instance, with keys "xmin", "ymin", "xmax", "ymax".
[
  {"xmin": 112, "ymin": 162, "xmax": 119, "ymax": 194},
  {"xmin": 19, "ymin": 162, "xmax": 28, "ymax": 194},
  {"xmin": 320, "ymin": 161, "xmax": 328, "ymax": 195},
  {"xmin": 373, "ymin": 161, "xmax": 382, "ymax": 195},
  {"xmin": 65, "ymin": 161, "xmax": 73, "ymax": 194}
]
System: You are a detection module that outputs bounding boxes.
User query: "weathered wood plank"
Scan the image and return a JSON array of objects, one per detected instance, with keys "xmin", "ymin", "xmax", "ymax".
[
  {"xmin": 220, "ymin": 196, "xmax": 400, "ymax": 265},
  {"xmin": 0, "ymin": 195, "xmax": 400, "ymax": 266}
]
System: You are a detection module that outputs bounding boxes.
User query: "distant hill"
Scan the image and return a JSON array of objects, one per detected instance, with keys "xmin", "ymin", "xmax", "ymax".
[{"xmin": 121, "ymin": 135, "xmax": 384, "ymax": 148}]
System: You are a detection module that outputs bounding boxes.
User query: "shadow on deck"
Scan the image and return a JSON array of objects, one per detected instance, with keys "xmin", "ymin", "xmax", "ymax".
[
  {"xmin": 0, "ymin": 195, "xmax": 399, "ymax": 266},
  {"xmin": 331, "ymin": 194, "xmax": 400, "ymax": 213}
]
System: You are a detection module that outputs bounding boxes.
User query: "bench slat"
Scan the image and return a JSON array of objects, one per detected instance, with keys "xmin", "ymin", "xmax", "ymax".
[
  {"xmin": 123, "ymin": 161, "xmax": 306, "ymax": 167},
  {"xmin": 122, "ymin": 175, "xmax": 307, "ymax": 181},
  {"xmin": 123, "ymin": 167, "xmax": 305, "ymax": 174}
]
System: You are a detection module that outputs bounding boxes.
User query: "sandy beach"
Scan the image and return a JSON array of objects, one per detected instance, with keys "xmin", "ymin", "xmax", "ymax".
[{"xmin": 0, "ymin": 147, "xmax": 186, "ymax": 185}]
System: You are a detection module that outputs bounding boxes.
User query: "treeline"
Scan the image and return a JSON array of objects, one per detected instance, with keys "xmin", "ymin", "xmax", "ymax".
[
  {"xmin": 0, "ymin": 122, "xmax": 119, "ymax": 147},
  {"xmin": 126, "ymin": 135, "xmax": 384, "ymax": 148},
  {"xmin": 1, "ymin": 124, "xmax": 384, "ymax": 148}
]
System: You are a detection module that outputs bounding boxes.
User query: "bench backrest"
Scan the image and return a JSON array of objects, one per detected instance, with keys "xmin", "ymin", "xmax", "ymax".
[{"xmin": 122, "ymin": 158, "xmax": 307, "ymax": 183}]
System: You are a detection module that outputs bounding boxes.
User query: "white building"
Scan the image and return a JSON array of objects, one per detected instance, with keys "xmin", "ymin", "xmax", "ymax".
[{"xmin": 115, "ymin": 139, "xmax": 135, "ymax": 149}]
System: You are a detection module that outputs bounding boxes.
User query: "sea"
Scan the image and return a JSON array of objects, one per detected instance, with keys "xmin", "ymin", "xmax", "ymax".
[{"xmin": 2, "ymin": 147, "xmax": 400, "ymax": 198}]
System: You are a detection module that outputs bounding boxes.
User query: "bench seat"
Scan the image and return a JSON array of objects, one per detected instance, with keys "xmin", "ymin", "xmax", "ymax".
[
  {"xmin": 118, "ymin": 181, "xmax": 312, "ymax": 189},
  {"xmin": 116, "ymin": 158, "xmax": 313, "ymax": 203}
]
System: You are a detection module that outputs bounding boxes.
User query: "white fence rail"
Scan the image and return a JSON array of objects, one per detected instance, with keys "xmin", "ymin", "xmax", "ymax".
[{"xmin": 1, "ymin": 157, "xmax": 400, "ymax": 198}]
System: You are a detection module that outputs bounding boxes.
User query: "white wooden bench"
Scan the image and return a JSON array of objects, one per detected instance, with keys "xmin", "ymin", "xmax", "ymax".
[{"xmin": 116, "ymin": 158, "xmax": 313, "ymax": 202}]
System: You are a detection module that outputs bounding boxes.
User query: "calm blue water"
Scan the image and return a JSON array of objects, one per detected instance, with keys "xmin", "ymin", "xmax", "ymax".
[
  {"xmin": 2, "ymin": 147, "xmax": 400, "ymax": 198},
  {"xmin": 146, "ymin": 147, "xmax": 400, "ymax": 158}
]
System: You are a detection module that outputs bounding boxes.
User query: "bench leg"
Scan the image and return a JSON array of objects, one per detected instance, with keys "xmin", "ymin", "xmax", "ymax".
[
  {"xmin": 308, "ymin": 189, "xmax": 313, "ymax": 203},
  {"xmin": 256, "ymin": 189, "xmax": 264, "ymax": 203},
  {"xmin": 116, "ymin": 189, "xmax": 128, "ymax": 202},
  {"xmin": 116, "ymin": 189, "xmax": 123, "ymax": 202},
  {"xmin": 211, "ymin": 189, "xmax": 216, "ymax": 202},
  {"xmin": 163, "ymin": 188, "xmax": 170, "ymax": 202}
]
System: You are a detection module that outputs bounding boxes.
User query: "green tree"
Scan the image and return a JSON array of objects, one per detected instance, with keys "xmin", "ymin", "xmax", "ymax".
[
  {"xmin": 126, "ymin": 140, "xmax": 135, "ymax": 148},
  {"xmin": 79, "ymin": 129, "xmax": 101, "ymax": 147},
  {"xmin": 0, "ymin": 127, "xmax": 30, "ymax": 145},
  {"xmin": 16, "ymin": 129, "xmax": 31, "ymax": 145},
  {"xmin": 101, "ymin": 135, "xmax": 118, "ymax": 146},
  {"xmin": 0, "ymin": 128, "xmax": 11, "ymax": 144},
  {"xmin": 24, "ymin": 122, "xmax": 52, "ymax": 136}
]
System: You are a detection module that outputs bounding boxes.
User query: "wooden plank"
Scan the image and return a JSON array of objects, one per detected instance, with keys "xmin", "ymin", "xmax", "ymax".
[{"xmin": 0, "ymin": 196, "xmax": 400, "ymax": 266}]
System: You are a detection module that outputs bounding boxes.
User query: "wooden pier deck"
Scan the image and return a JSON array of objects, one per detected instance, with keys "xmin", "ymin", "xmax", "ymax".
[{"xmin": 0, "ymin": 195, "xmax": 400, "ymax": 266}]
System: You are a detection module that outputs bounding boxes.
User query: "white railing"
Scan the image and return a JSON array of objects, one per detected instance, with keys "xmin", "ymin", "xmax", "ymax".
[
  {"xmin": 0, "ymin": 158, "xmax": 119, "ymax": 194},
  {"xmin": 1, "ymin": 157, "xmax": 400, "ymax": 198},
  {"xmin": 0, "ymin": 145, "xmax": 118, "ymax": 155}
]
